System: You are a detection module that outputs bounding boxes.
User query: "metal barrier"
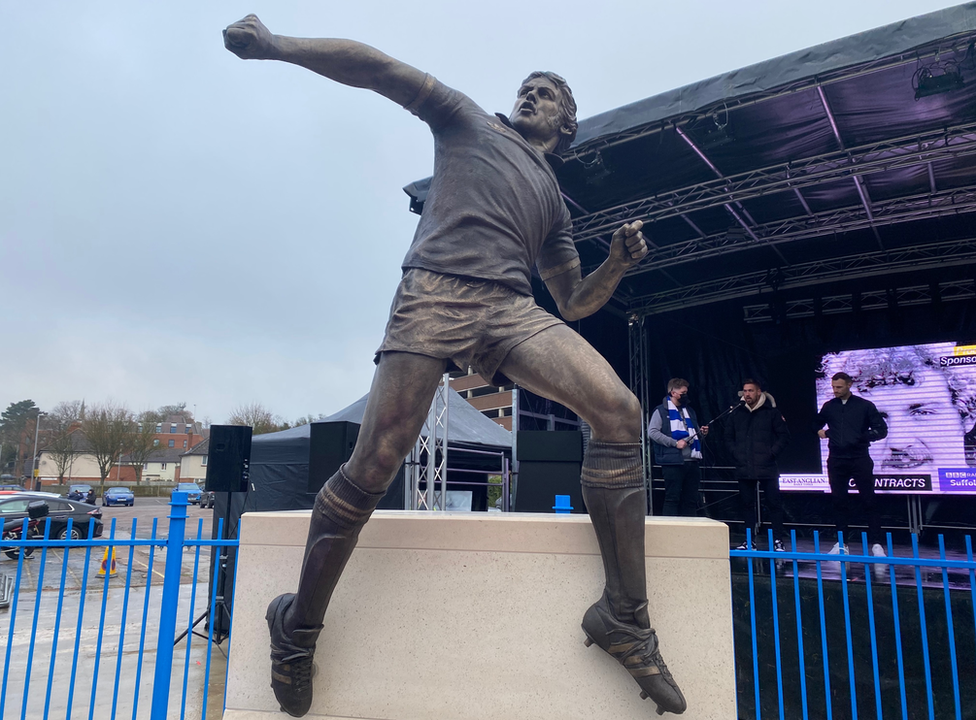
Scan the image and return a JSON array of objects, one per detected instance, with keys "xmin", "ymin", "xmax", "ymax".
[
  {"xmin": 730, "ymin": 529, "xmax": 976, "ymax": 720},
  {"xmin": 7, "ymin": 496, "xmax": 976, "ymax": 719},
  {"xmin": 0, "ymin": 492, "xmax": 238, "ymax": 720}
]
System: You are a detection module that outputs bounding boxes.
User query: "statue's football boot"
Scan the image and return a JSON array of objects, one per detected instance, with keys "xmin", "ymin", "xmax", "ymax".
[
  {"xmin": 267, "ymin": 593, "xmax": 321, "ymax": 717},
  {"xmin": 582, "ymin": 593, "xmax": 686, "ymax": 715}
]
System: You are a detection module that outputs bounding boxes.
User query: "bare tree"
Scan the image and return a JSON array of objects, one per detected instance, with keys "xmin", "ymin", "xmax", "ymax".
[
  {"xmin": 82, "ymin": 402, "xmax": 134, "ymax": 488},
  {"xmin": 127, "ymin": 410, "xmax": 164, "ymax": 484},
  {"xmin": 49, "ymin": 401, "xmax": 83, "ymax": 429},
  {"xmin": 158, "ymin": 402, "xmax": 194, "ymax": 422},
  {"xmin": 47, "ymin": 431, "xmax": 75, "ymax": 485},
  {"xmin": 43, "ymin": 400, "xmax": 83, "ymax": 483},
  {"xmin": 227, "ymin": 403, "xmax": 282, "ymax": 435}
]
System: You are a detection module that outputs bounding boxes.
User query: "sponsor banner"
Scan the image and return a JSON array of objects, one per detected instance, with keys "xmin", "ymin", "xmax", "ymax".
[
  {"xmin": 939, "ymin": 468, "xmax": 976, "ymax": 493},
  {"xmin": 873, "ymin": 474, "xmax": 932, "ymax": 492},
  {"xmin": 780, "ymin": 473, "xmax": 937, "ymax": 493},
  {"xmin": 779, "ymin": 474, "xmax": 830, "ymax": 492},
  {"xmin": 939, "ymin": 354, "xmax": 976, "ymax": 367}
]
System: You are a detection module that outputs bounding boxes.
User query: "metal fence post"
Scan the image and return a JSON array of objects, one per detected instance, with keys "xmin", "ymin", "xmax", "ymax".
[{"xmin": 151, "ymin": 491, "xmax": 188, "ymax": 720}]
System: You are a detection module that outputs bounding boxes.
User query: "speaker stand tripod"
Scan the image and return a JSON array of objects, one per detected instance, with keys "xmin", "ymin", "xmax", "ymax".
[{"xmin": 175, "ymin": 491, "xmax": 235, "ymax": 648}]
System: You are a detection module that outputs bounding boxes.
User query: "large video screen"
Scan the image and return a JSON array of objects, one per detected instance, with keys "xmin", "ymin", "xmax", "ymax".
[{"xmin": 781, "ymin": 342, "xmax": 976, "ymax": 494}]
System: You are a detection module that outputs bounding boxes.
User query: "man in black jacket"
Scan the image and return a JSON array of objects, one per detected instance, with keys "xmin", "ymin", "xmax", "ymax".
[
  {"xmin": 816, "ymin": 371, "xmax": 888, "ymax": 555},
  {"xmin": 726, "ymin": 379, "xmax": 790, "ymax": 550}
]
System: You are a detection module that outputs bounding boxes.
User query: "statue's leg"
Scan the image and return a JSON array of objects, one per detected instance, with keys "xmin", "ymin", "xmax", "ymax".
[
  {"xmin": 268, "ymin": 351, "xmax": 446, "ymax": 718},
  {"xmin": 497, "ymin": 324, "xmax": 686, "ymax": 715}
]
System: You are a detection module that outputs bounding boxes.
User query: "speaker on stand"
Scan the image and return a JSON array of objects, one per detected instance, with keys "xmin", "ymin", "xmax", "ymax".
[
  {"xmin": 308, "ymin": 421, "xmax": 406, "ymax": 509},
  {"xmin": 513, "ymin": 431, "xmax": 585, "ymax": 513},
  {"xmin": 177, "ymin": 425, "xmax": 252, "ymax": 647}
]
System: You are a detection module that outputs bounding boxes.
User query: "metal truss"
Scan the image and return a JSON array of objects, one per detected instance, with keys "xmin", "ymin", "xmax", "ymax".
[
  {"xmin": 627, "ymin": 316, "xmax": 652, "ymax": 495},
  {"xmin": 628, "ymin": 236, "xmax": 976, "ymax": 316},
  {"xmin": 571, "ymin": 121, "xmax": 976, "ymax": 245},
  {"xmin": 621, "ymin": 184, "xmax": 976, "ymax": 276},
  {"xmin": 817, "ymin": 85, "xmax": 885, "ymax": 250},
  {"xmin": 742, "ymin": 279, "xmax": 976, "ymax": 323},
  {"xmin": 675, "ymin": 126, "xmax": 789, "ymax": 265},
  {"xmin": 566, "ymin": 30, "xmax": 976, "ymax": 159},
  {"xmin": 406, "ymin": 373, "xmax": 450, "ymax": 511}
]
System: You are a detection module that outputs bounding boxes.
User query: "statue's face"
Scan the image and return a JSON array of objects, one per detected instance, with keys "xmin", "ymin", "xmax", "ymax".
[{"xmin": 510, "ymin": 76, "xmax": 564, "ymax": 148}]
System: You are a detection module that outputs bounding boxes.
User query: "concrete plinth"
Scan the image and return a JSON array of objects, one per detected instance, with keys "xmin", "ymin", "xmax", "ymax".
[{"xmin": 222, "ymin": 511, "xmax": 735, "ymax": 720}]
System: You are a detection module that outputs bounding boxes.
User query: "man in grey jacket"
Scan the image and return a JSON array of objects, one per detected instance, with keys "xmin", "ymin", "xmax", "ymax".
[{"xmin": 648, "ymin": 378, "xmax": 709, "ymax": 516}]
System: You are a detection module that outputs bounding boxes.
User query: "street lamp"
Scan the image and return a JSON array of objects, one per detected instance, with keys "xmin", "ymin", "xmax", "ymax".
[
  {"xmin": 116, "ymin": 442, "xmax": 125, "ymax": 484},
  {"xmin": 30, "ymin": 409, "xmax": 47, "ymax": 488}
]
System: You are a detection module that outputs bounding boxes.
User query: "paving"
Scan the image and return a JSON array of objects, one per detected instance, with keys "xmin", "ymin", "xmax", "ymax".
[{"xmin": 0, "ymin": 499, "xmax": 232, "ymax": 720}]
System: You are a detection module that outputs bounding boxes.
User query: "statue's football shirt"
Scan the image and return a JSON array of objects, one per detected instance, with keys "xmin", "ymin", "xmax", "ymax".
[{"xmin": 400, "ymin": 75, "xmax": 580, "ymax": 296}]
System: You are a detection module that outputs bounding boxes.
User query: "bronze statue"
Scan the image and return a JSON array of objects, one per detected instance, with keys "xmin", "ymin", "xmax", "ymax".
[{"xmin": 223, "ymin": 14, "xmax": 686, "ymax": 717}]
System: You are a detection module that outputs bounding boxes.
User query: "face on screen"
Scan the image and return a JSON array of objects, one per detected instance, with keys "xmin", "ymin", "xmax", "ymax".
[{"xmin": 862, "ymin": 367, "xmax": 967, "ymax": 472}]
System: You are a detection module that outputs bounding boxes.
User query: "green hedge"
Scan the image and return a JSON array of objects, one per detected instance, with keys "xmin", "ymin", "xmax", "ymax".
[{"xmin": 47, "ymin": 483, "xmax": 200, "ymax": 498}]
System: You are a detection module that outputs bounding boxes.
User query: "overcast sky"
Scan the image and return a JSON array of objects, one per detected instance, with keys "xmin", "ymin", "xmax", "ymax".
[{"xmin": 1, "ymin": 1, "xmax": 963, "ymax": 425}]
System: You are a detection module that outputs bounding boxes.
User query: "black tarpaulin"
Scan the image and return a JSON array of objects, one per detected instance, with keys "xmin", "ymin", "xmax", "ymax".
[
  {"xmin": 405, "ymin": 4, "xmax": 976, "ymax": 211},
  {"xmin": 241, "ymin": 387, "xmax": 511, "ymax": 513}
]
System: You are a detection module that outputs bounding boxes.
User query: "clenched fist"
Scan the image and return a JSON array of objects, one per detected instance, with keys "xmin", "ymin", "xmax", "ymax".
[
  {"xmin": 223, "ymin": 14, "xmax": 278, "ymax": 60},
  {"xmin": 609, "ymin": 220, "xmax": 648, "ymax": 269}
]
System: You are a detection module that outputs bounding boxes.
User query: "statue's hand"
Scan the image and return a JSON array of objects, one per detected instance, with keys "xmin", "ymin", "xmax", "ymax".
[
  {"xmin": 609, "ymin": 220, "xmax": 647, "ymax": 268},
  {"xmin": 223, "ymin": 14, "xmax": 277, "ymax": 60}
]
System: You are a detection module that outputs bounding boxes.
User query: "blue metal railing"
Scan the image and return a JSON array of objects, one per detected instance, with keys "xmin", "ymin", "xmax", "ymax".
[
  {"xmin": 0, "ymin": 492, "xmax": 238, "ymax": 720},
  {"xmin": 730, "ymin": 528, "xmax": 976, "ymax": 720},
  {"xmin": 6, "ymin": 497, "xmax": 975, "ymax": 719}
]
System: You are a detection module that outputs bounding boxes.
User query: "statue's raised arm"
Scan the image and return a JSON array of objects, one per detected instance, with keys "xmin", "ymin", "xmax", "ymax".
[{"xmin": 223, "ymin": 14, "xmax": 427, "ymax": 108}]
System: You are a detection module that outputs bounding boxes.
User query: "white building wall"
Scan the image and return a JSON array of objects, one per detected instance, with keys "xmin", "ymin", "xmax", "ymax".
[
  {"xmin": 180, "ymin": 455, "xmax": 207, "ymax": 482},
  {"xmin": 142, "ymin": 460, "xmax": 178, "ymax": 483},
  {"xmin": 36, "ymin": 452, "xmax": 102, "ymax": 483}
]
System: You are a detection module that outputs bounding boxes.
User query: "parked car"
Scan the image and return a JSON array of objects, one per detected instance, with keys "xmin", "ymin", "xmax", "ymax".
[
  {"xmin": 0, "ymin": 493, "xmax": 103, "ymax": 541},
  {"xmin": 0, "ymin": 484, "xmax": 27, "ymax": 492},
  {"xmin": 200, "ymin": 490, "xmax": 215, "ymax": 509},
  {"xmin": 102, "ymin": 486, "xmax": 135, "ymax": 507},
  {"xmin": 66, "ymin": 484, "xmax": 93, "ymax": 501},
  {"xmin": 172, "ymin": 482, "xmax": 202, "ymax": 504},
  {"xmin": 1, "ymin": 500, "xmax": 49, "ymax": 559}
]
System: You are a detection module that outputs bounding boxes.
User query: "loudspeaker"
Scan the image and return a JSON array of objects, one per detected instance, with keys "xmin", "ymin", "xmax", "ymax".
[
  {"xmin": 514, "ymin": 431, "xmax": 584, "ymax": 513},
  {"xmin": 205, "ymin": 425, "xmax": 252, "ymax": 493},
  {"xmin": 308, "ymin": 422, "xmax": 360, "ymax": 494},
  {"xmin": 514, "ymin": 462, "xmax": 584, "ymax": 513},
  {"xmin": 517, "ymin": 431, "xmax": 583, "ymax": 462}
]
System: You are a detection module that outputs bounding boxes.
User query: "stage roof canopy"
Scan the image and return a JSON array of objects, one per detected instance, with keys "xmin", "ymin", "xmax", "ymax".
[{"xmin": 405, "ymin": 3, "xmax": 976, "ymax": 321}]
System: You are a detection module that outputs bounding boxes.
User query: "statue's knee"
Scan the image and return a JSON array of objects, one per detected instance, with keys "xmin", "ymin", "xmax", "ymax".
[
  {"xmin": 343, "ymin": 438, "xmax": 407, "ymax": 493},
  {"xmin": 589, "ymin": 391, "xmax": 642, "ymax": 441},
  {"xmin": 619, "ymin": 393, "xmax": 642, "ymax": 429}
]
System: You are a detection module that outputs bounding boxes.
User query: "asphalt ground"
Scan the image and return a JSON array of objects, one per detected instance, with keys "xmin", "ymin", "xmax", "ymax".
[
  {"xmin": 95, "ymin": 496, "xmax": 218, "ymax": 540},
  {"xmin": 0, "ymin": 500, "xmax": 229, "ymax": 720}
]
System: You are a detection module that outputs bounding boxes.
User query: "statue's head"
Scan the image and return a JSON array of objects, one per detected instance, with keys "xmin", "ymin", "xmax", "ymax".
[{"xmin": 510, "ymin": 71, "xmax": 578, "ymax": 154}]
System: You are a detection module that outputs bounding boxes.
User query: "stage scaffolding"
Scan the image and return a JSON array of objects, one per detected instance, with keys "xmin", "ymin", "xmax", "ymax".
[
  {"xmin": 628, "ymin": 315, "xmax": 653, "ymax": 513},
  {"xmin": 405, "ymin": 374, "xmax": 513, "ymax": 512},
  {"xmin": 406, "ymin": 373, "xmax": 450, "ymax": 511}
]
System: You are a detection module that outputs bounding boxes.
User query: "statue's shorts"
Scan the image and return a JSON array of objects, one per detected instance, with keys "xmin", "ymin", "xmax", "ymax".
[{"xmin": 375, "ymin": 268, "xmax": 565, "ymax": 386}]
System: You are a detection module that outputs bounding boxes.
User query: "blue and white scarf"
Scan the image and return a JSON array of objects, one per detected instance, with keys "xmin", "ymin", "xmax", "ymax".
[{"xmin": 668, "ymin": 399, "xmax": 702, "ymax": 460}]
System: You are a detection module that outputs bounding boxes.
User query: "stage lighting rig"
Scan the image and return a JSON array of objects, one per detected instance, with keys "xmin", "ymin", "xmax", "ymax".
[
  {"xmin": 694, "ymin": 111, "xmax": 735, "ymax": 150},
  {"xmin": 913, "ymin": 42, "xmax": 972, "ymax": 100},
  {"xmin": 579, "ymin": 149, "xmax": 612, "ymax": 186},
  {"xmin": 914, "ymin": 65, "xmax": 964, "ymax": 100}
]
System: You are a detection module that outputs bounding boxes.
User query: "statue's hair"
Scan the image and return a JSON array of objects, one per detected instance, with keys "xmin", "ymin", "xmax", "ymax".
[{"xmin": 521, "ymin": 71, "xmax": 578, "ymax": 154}]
